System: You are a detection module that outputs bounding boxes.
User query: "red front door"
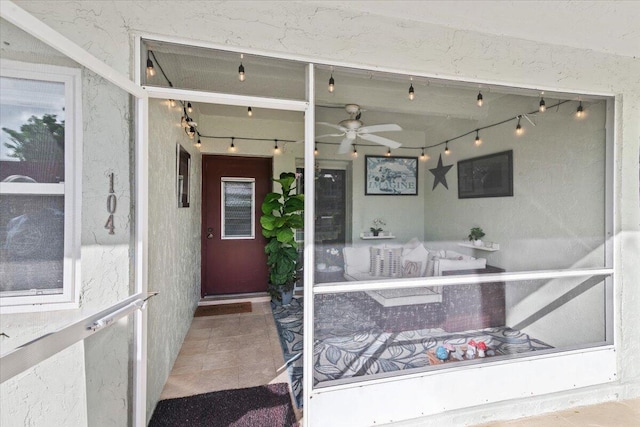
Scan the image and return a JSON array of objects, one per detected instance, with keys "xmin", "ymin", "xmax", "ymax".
[{"xmin": 201, "ymin": 155, "xmax": 272, "ymax": 296}]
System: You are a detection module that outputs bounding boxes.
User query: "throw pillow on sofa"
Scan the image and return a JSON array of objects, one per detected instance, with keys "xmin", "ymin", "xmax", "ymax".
[{"xmin": 401, "ymin": 244, "xmax": 430, "ymax": 276}]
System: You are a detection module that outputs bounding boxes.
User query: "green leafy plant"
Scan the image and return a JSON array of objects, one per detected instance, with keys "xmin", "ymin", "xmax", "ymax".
[
  {"xmin": 468, "ymin": 227, "xmax": 486, "ymax": 241},
  {"xmin": 260, "ymin": 172, "xmax": 304, "ymax": 301}
]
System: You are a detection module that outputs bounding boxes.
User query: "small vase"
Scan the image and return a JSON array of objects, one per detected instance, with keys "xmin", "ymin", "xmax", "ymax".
[{"xmin": 474, "ymin": 239, "xmax": 483, "ymax": 247}]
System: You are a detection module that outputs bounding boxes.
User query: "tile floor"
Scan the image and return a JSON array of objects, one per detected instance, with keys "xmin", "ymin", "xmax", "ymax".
[
  {"xmin": 160, "ymin": 301, "xmax": 638, "ymax": 426},
  {"xmin": 159, "ymin": 301, "xmax": 294, "ymax": 406}
]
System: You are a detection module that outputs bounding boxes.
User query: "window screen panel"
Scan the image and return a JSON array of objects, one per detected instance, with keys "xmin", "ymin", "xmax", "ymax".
[
  {"xmin": 0, "ymin": 194, "xmax": 64, "ymax": 295},
  {"xmin": 222, "ymin": 179, "xmax": 255, "ymax": 239}
]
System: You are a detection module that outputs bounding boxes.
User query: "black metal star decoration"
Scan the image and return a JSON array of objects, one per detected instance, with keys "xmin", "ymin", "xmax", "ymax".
[{"xmin": 429, "ymin": 154, "xmax": 453, "ymax": 190}]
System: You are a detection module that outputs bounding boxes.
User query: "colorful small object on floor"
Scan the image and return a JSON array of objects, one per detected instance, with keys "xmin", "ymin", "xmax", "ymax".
[
  {"xmin": 477, "ymin": 341, "xmax": 488, "ymax": 358},
  {"xmin": 435, "ymin": 345, "xmax": 449, "ymax": 361}
]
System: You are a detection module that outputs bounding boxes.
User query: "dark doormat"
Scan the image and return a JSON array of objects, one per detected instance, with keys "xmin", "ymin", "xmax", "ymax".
[
  {"xmin": 148, "ymin": 383, "xmax": 298, "ymax": 427},
  {"xmin": 195, "ymin": 302, "xmax": 252, "ymax": 317}
]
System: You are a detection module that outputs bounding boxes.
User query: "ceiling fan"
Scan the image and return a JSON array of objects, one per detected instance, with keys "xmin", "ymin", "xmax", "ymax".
[{"xmin": 317, "ymin": 104, "xmax": 402, "ymax": 154}]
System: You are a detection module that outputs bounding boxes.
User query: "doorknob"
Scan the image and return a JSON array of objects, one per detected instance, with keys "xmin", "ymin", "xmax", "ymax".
[{"xmin": 206, "ymin": 227, "xmax": 214, "ymax": 239}]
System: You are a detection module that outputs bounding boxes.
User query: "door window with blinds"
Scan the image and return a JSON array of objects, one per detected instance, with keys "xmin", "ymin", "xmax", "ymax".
[{"xmin": 221, "ymin": 178, "xmax": 255, "ymax": 239}]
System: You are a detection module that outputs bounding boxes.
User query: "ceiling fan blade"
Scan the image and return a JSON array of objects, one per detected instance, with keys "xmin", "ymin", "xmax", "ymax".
[
  {"xmin": 359, "ymin": 133, "xmax": 402, "ymax": 149},
  {"xmin": 317, "ymin": 122, "xmax": 346, "ymax": 132},
  {"xmin": 315, "ymin": 133, "xmax": 345, "ymax": 139},
  {"xmin": 337, "ymin": 137, "xmax": 353, "ymax": 154},
  {"xmin": 359, "ymin": 124, "xmax": 402, "ymax": 133}
]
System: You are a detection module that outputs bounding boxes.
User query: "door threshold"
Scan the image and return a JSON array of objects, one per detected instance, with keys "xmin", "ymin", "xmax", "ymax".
[{"xmin": 199, "ymin": 292, "xmax": 270, "ymax": 306}]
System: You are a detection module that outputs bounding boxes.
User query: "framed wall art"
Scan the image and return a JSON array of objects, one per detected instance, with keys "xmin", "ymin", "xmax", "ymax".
[
  {"xmin": 457, "ymin": 150, "xmax": 513, "ymax": 199},
  {"xmin": 365, "ymin": 156, "xmax": 418, "ymax": 195},
  {"xmin": 177, "ymin": 144, "xmax": 191, "ymax": 207}
]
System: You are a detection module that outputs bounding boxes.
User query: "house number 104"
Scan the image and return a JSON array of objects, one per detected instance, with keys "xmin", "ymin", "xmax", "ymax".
[{"xmin": 105, "ymin": 173, "xmax": 117, "ymax": 234}]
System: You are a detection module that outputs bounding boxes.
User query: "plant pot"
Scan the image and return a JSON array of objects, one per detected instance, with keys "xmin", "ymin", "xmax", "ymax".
[
  {"xmin": 372, "ymin": 230, "xmax": 380, "ymax": 237},
  {"xmin": 272, "ymin": 288, "xmax": 294, "ymax": 306},
  {"xmin": 474, "ymin": 239, "xmax": 483, "ymax": 247}
]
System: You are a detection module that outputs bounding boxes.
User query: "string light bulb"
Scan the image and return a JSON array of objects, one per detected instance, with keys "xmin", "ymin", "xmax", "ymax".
[
  {"xmin": 420, "ymin": 148, "xmax": 427, "ymax": 161},
  {"xmin": 576, "ymin": 101, "xmax": 584, "ymax": 118},
  {"xmin": 539, "ymin": 97, "xmax": 546, "ymax": 112},
  {"xmin": 169, "ymin": 99, "xmax": 176, "ymax": 108},
  {"xmin": 444, "ymin": 141, "xmax": 450, "ymax": 155},
  {"xmin": 477, "ymin": 91, "xmax": 483, "ymax": 107},
  {"xmin": 516, "ymin": 116, "xmax": 524, "ymax": 135},
  {"xmin": 352, "ymin": 145, "xmax": 358, "ymax": 158},
  {"xmin": 146, "ymin": 52, "xmax": 156, "ymax": 77},
  {"xmin": 385, "ymin": 148, "xmax": 391, "ymax": 157},
  {"xmin": 188, "ymin": 126, "xmax": 195, "ymax": 139},
  {"xmin": 328, "ymin": 73, "xmax": 335, "ymax": 93},
  {"xmin": 273, "ymin": 139, "xmax": 280, "ymax": 154},
  {"xmin": 247, "ymin": 107, "xmax": 253, "ymax": 117},
  {"xmin": 238, "ymin": 53, "xmax": 245, "ymax": 81},
  {"xmin": 475, "ymin": 130, "xmax": 482, "ymax": 146},
  {"xmin": 187, "ymin": 102, "xmax": 193, "ymax": 113},
  {"xmin": 314, "ymin": 144, "xmax": 318, "ymax": 156},
  {"xmin": 229, "ymin": 137, "xmax": 237, "ymax": 152},
  {"xmin": 195, "ymin": 138, "xmax": 201, "ymax": 148},
  {"xmin": 408, "ymin": 83, "xmax": 415, "ymax": 101}
]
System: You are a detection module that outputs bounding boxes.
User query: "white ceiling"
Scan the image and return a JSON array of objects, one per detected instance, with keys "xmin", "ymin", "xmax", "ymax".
[{"xmin": 315, "ymin": 1, "xmax": 640, "ymax": 58}]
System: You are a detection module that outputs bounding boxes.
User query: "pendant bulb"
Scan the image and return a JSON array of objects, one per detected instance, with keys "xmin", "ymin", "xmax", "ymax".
[
  {"xmin": 477, "ymin": 91, "xmax": 483, "ymax": 107},
  {"xmin": 516, "ymin": 116, "xmax": 524, "ymax": 135},
  {"xmin": 408, "ymin": 83, "xmax": 415, "ymax": 101},
  {"xmin": 444, "ymin": 141, "xmax": 450, "ymax": 155},
  {"xmin": 539, "ymin": 97, "xmax": 546, "ymax": 112},
  {"xmin": 314, "ymin": 144, "xmax": 318, "ymax": 156},
  {"xmin": 576, "ymin": 101, "xmax": 584, "ymax": 118},
  {"xmin": 187, "ymin": 102, "xmax": 193, "ymax": 113},
  {"xmin": 188, "ymin": 126, "xmax": 195, "ymax": 139},
  {"xmin": 146, "ymin": 58, "xmax": 156, "ymax": 77},
  {"xmin": 169, "ymin": 99, "xmax": 176, "ymax": 108},
  {"xmin": 238, "ymin": 63, "xmax": 245, "ymax": 82},
  {"xmin": 195, "ymin": 138, "xmax": 202, "ymax": 148},
  {"xmin": 247, "ymin": 107, "xmax": 253, "ymax": 117},
  {"xmin": 420, "ymin": 148, "xmax": 427, "ymax": 161},
  {"xmin": 385, "ymin": 148, "xmax": 391, "ymax": 157},
  {"xmin": 475, "ymin": 130, "xmax": 482, "ymax": 146},
  {"xmin": 352, "ymin": 145, "xmax": 358, "ymax": 158},
  {"xmin": 274, "ymin": 139, "xmax": 280, "ymax": 154},
  {"xmin": 328, "ymin": 74, "xmax": 335, "ymax": 93},
  {"xmin": 229, "ymin": 137, "xmax": 237, "ymax": 153}
]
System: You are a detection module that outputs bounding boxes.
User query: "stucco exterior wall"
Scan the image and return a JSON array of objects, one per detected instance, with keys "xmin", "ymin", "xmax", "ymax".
[
  {"xmin": 5, "ymin": 1, "xmax": 640, "ymax": 425},
  {"xmin": 146, "ymin": 98, "xmax": 202, "ymax": 417}
]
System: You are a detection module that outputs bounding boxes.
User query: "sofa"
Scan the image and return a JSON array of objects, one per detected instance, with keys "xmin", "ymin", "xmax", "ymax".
[
  {"xmin": 341, "ymin": 239, "xmax": 487, "ymax": 307},
  {"xmin": 342, "ymin": 239, "xmax": 487, "ymax": 281}
]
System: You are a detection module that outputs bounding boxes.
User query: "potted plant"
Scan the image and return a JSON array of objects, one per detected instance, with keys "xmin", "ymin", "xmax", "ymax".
[
  {"xmin": 370, "ymin": 218, "xmax": 386, "ymax": 237},
  {"xmin": 260, "ymin": 172, "xmax": 304, "ymax": 305},
  {"xmin": 468, "ymin": 227, "xmax": 486, "ymax": 246}
]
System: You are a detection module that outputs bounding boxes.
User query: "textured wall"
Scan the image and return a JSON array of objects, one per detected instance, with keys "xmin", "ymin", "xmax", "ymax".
[
  {"xmin": 145, "ymin": 98, "xmax": 202, "ymax": 418},
  {"xmin": 6, "ymin": 0, "xmax": 640, "ymax": 425}
]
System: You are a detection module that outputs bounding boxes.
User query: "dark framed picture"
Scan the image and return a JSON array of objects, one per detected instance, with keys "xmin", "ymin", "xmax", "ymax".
[
  {"xmin": 457, "ymin": 150, "xmax": 513, "ymax": 199},
  {"xmin": 177, "ymin": 144, "xmax": 191, "ymax": 207},
  {"xmin": 365, "ymin": 156, "xmax": 418, "ymax": 195}
]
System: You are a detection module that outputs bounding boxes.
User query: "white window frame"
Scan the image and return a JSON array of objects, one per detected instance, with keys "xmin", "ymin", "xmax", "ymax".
[
  {"xmin": 0, "ymin": 59, "xmax": 82, "ymax": 312},
  {"xmin": 221, "ymin": 177, "xmax": 256, "ymax": 240}
]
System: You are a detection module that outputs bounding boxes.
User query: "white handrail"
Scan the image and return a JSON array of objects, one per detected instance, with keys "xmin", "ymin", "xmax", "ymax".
[{"xmin": 0, "ymin": 292, "xmax": 157, "ymax": 383}]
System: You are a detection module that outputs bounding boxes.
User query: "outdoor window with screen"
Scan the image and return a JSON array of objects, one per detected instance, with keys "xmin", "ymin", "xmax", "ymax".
[{"xmin": 0, "ymin": 60, "xmax": 80, "ymax": 308}]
